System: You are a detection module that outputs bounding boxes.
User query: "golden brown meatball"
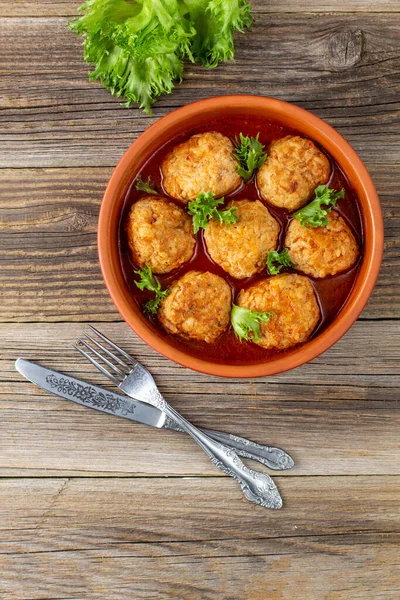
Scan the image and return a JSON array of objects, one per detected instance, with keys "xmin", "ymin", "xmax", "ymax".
[
  {"xmin": 237, "ymin": 274, "xmax": 320, "ymax": 350},
  {"xmin": 161, "ymin": 131, "xmax": 242, "ymax": 203},
  {"xmin": 257, "ymin": 136, "xmax": 331, "ymax": 211},
  {"xmin": 285, "ymin": 211, "xmax": 359, "ymax": 278},
  {"xmin": 158, "ymin": 271, "xmax": 231, "ymax": 343},
  {"xmin": 126, "ymin": 196, "xmax": 195, "ymax": 274},
  {"xmin": 204, "ymin": 199, "xmax": 280, "ymax": 279}
]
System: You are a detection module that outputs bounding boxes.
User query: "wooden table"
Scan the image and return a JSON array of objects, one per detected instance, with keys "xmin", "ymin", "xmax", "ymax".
[{"xmin": 1, "ymin": 1, "xmax": 399, "ymax": 598}]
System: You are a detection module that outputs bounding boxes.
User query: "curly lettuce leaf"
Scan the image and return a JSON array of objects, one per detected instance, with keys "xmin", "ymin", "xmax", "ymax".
[
  {"xmin": 70, "ymin": 0, "xmax": 195, "ymax": 114},
  {"xmin": 292, "ymin": 185, "xmax": 345, "ymax": 228},
  {"xmin": 134, "ymin": 265, "xmax": 169, "ymax": 314},
  {"xmin": 267, "ymin": 249, "xmax": 293, "ymax": 275},
  {"xmin": 183, "ymin": 0, "xmax": 253, "ymax": 67},
  {"xmin": 187, "ymin": 191, "xmax": 238, "ymax": 233},
  {"xmin": 234, "ymin": 133, "xmax": 266, "ymax": 181},
  {"xmin": 231, "ymin": 305, "xmax": 274, "ymax": 343},
  {"xmin": 70, "ymin": 0, "xmax": 254, "ymax": 112}
]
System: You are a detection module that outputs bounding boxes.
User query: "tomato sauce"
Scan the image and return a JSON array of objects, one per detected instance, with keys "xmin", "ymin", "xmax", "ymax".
[{"xmin": 119, "ymin": 115, "xmax": 363, "ymax": 365}]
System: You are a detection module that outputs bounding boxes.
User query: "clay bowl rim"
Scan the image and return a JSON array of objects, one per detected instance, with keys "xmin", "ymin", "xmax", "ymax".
[{"xmin": 98, "ymin": 94, "xmax": 384, "ymax": 379}]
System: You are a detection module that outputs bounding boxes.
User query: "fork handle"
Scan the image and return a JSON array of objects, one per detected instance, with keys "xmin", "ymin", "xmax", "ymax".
[
  {"xmin": 165, "ymin": 420, "xmax": 293, "ymax": 471},
  {"xmin": 163, "ymin": 404, "xmax": 282, "ymax": 509},
  {"xmin": 201, "ymin": 429, "xmax": 294, "ymax": 471}
]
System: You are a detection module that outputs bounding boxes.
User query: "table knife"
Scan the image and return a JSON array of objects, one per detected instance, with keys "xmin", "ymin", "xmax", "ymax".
[{"xmin": 15, "ymin": 358, "xmax": 294, "ymax": 470}]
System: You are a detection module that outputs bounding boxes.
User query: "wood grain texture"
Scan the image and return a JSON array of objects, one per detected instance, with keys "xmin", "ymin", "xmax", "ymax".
[
  {"xmin": 0, "ymin": 0, "xmax": 398, "ymax": 17},
  {"xmin": 0, "ymin": 167, "xmax": 115, "ymax": 321},
  {"xmin": 1, "ymin": 1, "xmax": 399, "ymax": 598},
  {"xmin": 0, "ymin": 478, "xmax": 399, "ymax": 598},
  {"xmin": 0, "ymin": 166, "xmax": 399, "ymax": 320},
  {"xmin": 0, "ymin": 14, "xmax": 399, "ymax": 168},
  {"xmin": 1, "ymin": 538, "xmax": 399, "ymax": 599},
  {"xmin": 1, "ymin": 321, "xmax": 399, "ymax": 476}
]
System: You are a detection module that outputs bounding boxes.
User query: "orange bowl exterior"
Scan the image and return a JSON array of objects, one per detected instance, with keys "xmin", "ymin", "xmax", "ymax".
[{"xmin": 98, "ymin": 95, "xmax": 384, "ymax": 378}]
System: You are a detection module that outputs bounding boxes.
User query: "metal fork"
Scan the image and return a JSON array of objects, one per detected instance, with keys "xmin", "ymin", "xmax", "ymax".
[
  {"xmin": 74, "ymin": 334, "xmax": 293, "ymax": 471},
  {"xmin": 74, "ymin": 326, "xmax": 283, "ymax": 509}
]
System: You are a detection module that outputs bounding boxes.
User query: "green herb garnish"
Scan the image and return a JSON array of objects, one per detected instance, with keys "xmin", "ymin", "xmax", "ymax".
[
  {"xmin": 135, "ymin": 176, "xmax": 158, "ymax": 195},
  {"xmin": 267, "ymin": 249, "xmax": 293, "ymax": 275},
  {"xmin": 292, "ymin": 185, "xmax": 345, "ymax": 228},
  {"xmin": 189, "ymin": 1, "xmax": 253, "ymax": 68},
  {"xmin": 231, "ymin": 305, "xmax": 274, "ymax": 343},
  {"xmin": 69, "ymin": 0, "xmax": 253, "ymax": 115},
  {"xmin": 187, "ymin": 191, "xmax": 238, "ymax": 234},
  {"xmin": 234, "ymin": 133, "xmax": 267, "ymax": 181},
  {"xmin": 134, "ymin": 265, "xmax": 169, "ymax": 314}
]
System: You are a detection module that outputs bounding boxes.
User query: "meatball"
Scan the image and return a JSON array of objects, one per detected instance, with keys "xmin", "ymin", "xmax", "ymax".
[
  {"xmin": 204, "ymin": 199, "xmax": 280, "ymax": 279},
  {"xmin": 285, "ymin": 211, "xmax": 359, "ymax": 278},
  {"xmin": 161, "ymin": 131, "xmax": 242, "ymax": 203},
  {"xmin": 257, "ymin": 136, "xmax": 331, "ymax": 211},
  {"xmin": 158, "ymin": 271, "xmax": 231, "ymax": 343},
  {"xmin": 237, "ymin": 274, "xmax": 320, "ymax": 350},
  {"xmin": 126, "ymin": 196, "xmax": 195, "ymax": 274}
]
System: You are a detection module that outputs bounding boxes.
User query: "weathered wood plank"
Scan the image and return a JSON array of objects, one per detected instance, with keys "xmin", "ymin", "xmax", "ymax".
[
  {"xmin": 1, "ymin": 321, "xmax": 399, "ymax": 476},
  {"xmin": 0, "ymin": 477, "xmax": 398, "ymax": 548},
  {"xmin": 0, "ymin": 0, "xmax": 398, "ymax": 17},
  {"xmin": 1, "ymin": 393, "xmax": 399, "ymax": 476},
  {"xmin": 1, "ymin": 534, "xmax": 399, "ymax": 599},
  {"xmin": 2, "ymin": 322, "xmax": 399, "ymax": 389},
  {"xmin": 0, "ymin": 15, "xmax": 399, "ymax": 167},
  {"xmin": 1, "ymin": 3, "xmax": 398, "ymax": 598},
  {"xmin": 0, "ymin": 167, "xmax": 398, "ymax": 320},
  {"xmin": 0, "ymin": 167, "xmax": 115, "ymax": 321},
  {"xmin": 0, "ymin": 476, "xmax": 399, "ymax": 599}
]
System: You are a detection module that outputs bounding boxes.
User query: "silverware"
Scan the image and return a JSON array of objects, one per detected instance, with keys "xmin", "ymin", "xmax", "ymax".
[
  {"xmin": 15, "ymin": 358, "xmax": 293, "ymax": 471},
  {"xmin": 74, "ymin": 326, "xmax": 283, "ymax": 509}
]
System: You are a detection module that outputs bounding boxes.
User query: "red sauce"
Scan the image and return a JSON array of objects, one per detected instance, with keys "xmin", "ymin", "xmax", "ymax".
[{"xmin": 119, "ymin": 115, "xmax": 363, "ymax": 365}]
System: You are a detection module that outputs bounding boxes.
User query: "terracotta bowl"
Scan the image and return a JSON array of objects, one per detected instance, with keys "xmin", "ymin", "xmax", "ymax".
[{"xmin": 98, "ymin": 95, "xmax": 384, "ymax": 378}]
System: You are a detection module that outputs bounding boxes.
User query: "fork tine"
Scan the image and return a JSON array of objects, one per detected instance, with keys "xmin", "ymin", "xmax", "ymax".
[
  {"xmin": 73, "ymin": 344, "xmax": 122, "ymax": 386},
  {"xmin": 88, "ymin": 325, "xmax": 138, "ymax": 366},
  {"xmin": 83, "ymin": 333, "xmax": 131, "ymax": 371},
  {"xmin": 77, "ymin": 338, "xmax": 127, "ymax": 379}
]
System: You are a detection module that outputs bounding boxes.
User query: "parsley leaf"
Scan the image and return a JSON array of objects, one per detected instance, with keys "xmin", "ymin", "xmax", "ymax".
[
  {"xmin": 292, "ymin": 185, "xmax": 345, "ymax": 228},
  {"xmin": 231, "ymin": 305, "xmax": 274, "ymax": 343},
  {"xmin": 135, "ymin": 176, "xmax": 158, "ymax": 195},
  {"xmin": 267, "ymin": 249, "xmax": 293, "ymax": 275},
  {"xmin": 234, "ymin": 133, "xmax": 267, "ymax": 181},
  {"xmin": 187, "ymin": 191, "xmax": 238, "ymax": 234},
  {"xmin": 134, "ymin": 266, "xmax": 169, "ymax": 315}
]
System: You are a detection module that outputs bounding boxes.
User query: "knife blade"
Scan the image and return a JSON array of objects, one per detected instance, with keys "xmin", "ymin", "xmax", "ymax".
[
  {"xmin": 15, "ymin": 358, "xmax": 166, "ymax": 429},
  {"xmin": 15, "ymin": 358, "xmax": 294, "ymax": 470}
]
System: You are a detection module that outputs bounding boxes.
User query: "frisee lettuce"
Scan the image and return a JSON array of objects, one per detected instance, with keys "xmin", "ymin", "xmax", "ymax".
[
  {"xmin": 267, "ymin": 249, "xmax": 293, "ymax": 275},
  {"xmin": 134, "ymin": 265, "xmax": 169, "ymax": 314},
  {"xmin": 187, "ymin": 191, "xmax": 238, "ymax": 233},
  {"xmin": 70, "ymin": 0, "xmax": 253, "ymax": 114},
  {"xmin": 234, "ymin": 133, "xmax": 266, "ymax": 181},
  {"xmin": 292, "ymin": 185, "xmax": 345, "ymax": 228},
  {"xmin": 185, "ymin": 0, "xmax": 253, "ymax": 67},
  {"xmin": 231, "ymin": 305, "xmax": 274, "ymax": 343},
  {"xmin": 70, "ymin": 0, "xmax": 195, "ymax": 114}
]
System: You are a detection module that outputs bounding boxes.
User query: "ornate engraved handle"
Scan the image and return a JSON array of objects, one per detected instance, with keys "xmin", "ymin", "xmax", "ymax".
[
  {"xmin": 165, "ymin": 419, "xmax": 294, "ymax": 471},
  {"xmin": 201, "ymin": 429, "xmax": 294, "ymax": 471},
  {"xmin": 164, "ymin": 404, "xmax": 282, "ymax": 510},
  {"xmin": 122, "ymin": 369, "xmax": 282, "ymax": 508}
]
